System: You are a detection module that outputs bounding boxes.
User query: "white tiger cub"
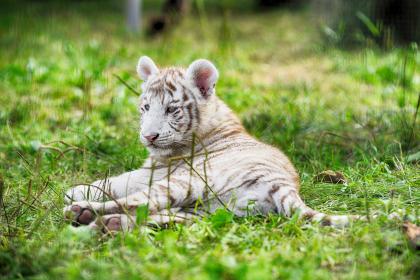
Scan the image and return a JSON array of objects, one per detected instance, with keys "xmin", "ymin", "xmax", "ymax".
[{"xmin": 63, "ymin": 56, "xmax": 354, "ymax": 232}]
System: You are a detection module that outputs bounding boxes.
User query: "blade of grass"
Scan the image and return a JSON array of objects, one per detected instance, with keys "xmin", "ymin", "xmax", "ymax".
[{"xmin": 113, "ymin": 74, "xmax": 141, "ymax": 96}]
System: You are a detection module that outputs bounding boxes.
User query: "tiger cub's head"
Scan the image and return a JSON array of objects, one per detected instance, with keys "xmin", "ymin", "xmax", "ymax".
[{"xmin": 136, "ymin": 56, "xmax": 219, "ymax": 156}]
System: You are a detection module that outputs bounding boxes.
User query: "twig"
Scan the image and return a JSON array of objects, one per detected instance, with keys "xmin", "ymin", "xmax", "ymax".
[
  {"xmin": 113, "ymin": 74, "xmax": 141, "ymax": 96},
  {"xmin": 0, "ymin": 175, "xmax": 11, "ymax": 236},
  {"xmin": 407, "ymin": 91, "xmax": 420, "ymax": 150}
]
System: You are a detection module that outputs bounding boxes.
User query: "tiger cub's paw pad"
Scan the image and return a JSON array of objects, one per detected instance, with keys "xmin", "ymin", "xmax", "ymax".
[
  {"xmin": 104, "ymin": 217, "xmax": 123, "ymax": 232},
  {"xmin": 90, "ymin": 215, "xmax": 131, "ymax": 234},
  {"xmin": 64, "ymin": 204, "xmax": 96, "ymax": 226}
]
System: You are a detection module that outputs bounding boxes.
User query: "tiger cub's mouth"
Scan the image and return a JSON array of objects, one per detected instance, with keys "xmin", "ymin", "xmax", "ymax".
[{"xmin": 147, "ymin": 140, "xmax": 190, "ymax": 151}]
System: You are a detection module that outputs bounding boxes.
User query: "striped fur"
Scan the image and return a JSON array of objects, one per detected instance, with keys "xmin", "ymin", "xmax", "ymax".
[{"xmin": 64, "ymin": 56, "xmax": 354, "ymax": 232}]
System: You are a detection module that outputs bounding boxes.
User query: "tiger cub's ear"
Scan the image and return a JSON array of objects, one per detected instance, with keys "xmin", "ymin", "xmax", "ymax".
[
  {"xmin": 186, "ymin": 59, "xmax": 219, "ymax": 99},
  {"xmin": 137, "ymin": 56, "xmax": 159, "ymax": 81}
]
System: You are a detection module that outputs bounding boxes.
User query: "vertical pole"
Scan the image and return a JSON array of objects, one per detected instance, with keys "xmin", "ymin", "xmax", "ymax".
[{"xmin": 127, "ymin": 0, "xmax": 141, "ymax": 32}]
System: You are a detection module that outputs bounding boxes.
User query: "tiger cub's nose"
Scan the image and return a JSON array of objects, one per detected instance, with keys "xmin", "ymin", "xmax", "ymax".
[{"xmin": 144, "ymin": 133, "xmax": 159, "ymax": 143}]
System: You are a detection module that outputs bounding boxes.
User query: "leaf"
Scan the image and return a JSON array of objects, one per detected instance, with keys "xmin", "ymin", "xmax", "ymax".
[
  {"xmin": 322, "ymin": 25, "xmax": 339, "ymax": 42},
  {"xmin": 403, "ymin": 222, "xmax": 420, "ymax": 250},
  {"xmin": 407, "ymin": 151, "xmax": 420, "ymax": 163},
  {"xmin": 210, "ymin": 208, "xmax": 233, "ymax": 229},
  {"xmin": 136, "ymin": 204, "xmax": 149, "ymax": 225},
  {"xmin": 356, "ymin": 11, "xmax": 380, "ymax": 37},
  {"xmin": 314, "ymin": 170, "xmax": 347, "ymax": 184}
]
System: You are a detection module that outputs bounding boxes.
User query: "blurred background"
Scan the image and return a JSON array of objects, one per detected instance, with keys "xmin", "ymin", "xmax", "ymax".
[
  {"xmin": 0, "ymin": 0, "xmax": 419, "ymax": 172},
  {"xmin": 3, "ymin": 0, "xmax": 419, "ymax": 45},
  {"xmin": 1, "ymin": 0, "xmax": 418, "ymax": 164}
]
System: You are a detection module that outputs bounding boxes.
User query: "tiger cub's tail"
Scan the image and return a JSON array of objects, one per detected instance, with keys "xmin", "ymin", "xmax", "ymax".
[{"xmin": 272, "ymin": 186, "xmax": 359, "ymax": 227}]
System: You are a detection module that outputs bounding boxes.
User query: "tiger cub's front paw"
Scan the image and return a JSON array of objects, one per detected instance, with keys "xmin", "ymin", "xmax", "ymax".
[
  {"xmin": 63, "ymin": 201, "xmax": 101, "ymax": 226},
  {"xmin": 64, "ymin": 185, "xmax": 102, "ymax": 204}
]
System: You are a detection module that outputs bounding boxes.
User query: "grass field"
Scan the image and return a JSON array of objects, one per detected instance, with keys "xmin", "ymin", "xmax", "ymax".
[{"xmin": 0, "ymin": 1, "xmax": 419, "ymax": 279}]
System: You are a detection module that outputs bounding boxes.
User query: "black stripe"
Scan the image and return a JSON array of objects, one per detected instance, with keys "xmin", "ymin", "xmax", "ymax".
[
  {"xmin": 166, "ymin": 88, "xmax": 174, "ymax": 97},
  {"xmin": 268, "ymin": 185, "xmax": 280, "ymax": 197},
  {"xmin": 166, "ymin": 81, "xmax": 176, "ymax": 92},
  {"xmin": 194, "ymin": 103, "xmax": 200, "ymax": 124},
  {"xmin": 169, "ymin": 122, "xmax": 181, "ymax": 132},
  {"xmin": 240, "ymin": 175, "xmax": 264, "ymax": 188},
  {"xmin": 183, "ymin": 92, "xmax": 189, "ymax": 102},
  {"xmin": 186, "ymin": 103, "xmax": 193, "ymax": 131},
  {"xmin": 170, "ymin": 99, "xmax": 180, "ymax": 104}
]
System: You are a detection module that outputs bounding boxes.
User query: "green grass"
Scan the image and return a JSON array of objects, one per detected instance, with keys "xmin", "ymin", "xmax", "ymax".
[{"xmin": 0, "ymin": 1, "xmax": 419, "ymax": 279}]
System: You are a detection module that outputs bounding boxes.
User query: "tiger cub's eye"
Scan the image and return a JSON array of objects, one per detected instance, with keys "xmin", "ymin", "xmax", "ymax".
[
  {"xmin": 166, "ymin": 107, "xmax": 177, "ymax": 114},
  {"xmin": 144, "ymin": 104, "xmax": 150, "ymax": 111}
]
